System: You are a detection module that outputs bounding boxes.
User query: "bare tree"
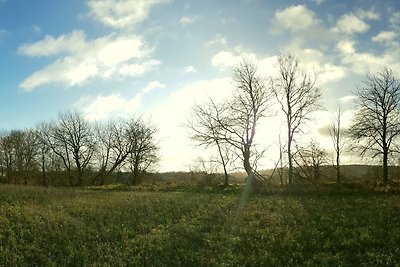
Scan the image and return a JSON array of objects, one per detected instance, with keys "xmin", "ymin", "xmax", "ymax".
[
  {"xmin": 92, "ymin": 119, "xmax": 133, "ymax": 185},
  {"xmin": 293, "ymin": 141, "xmax": 328, "ymax": 183},
  {"xmin": 42, "ymin": 122, "xmax": 73, "ymax": 185},
  {"xmin": 188, "ymin": 58, "xmax": 272, "ymax": 186},
  {"xmin": 329, "ymin": 105, "xmax": 345, "ymax": 183},
  {"xmin": 0, "ymin": 132, "xmax": 15, "ymax": 183},
  {"xmin": 17, "ymin": 129, "xmax": 39, "ymax": 185},
  {"xmin": 187, "ymin": 100, "xmax": 232, "ymax": 186},
  {"xmin": 35, "ymin": 124, "xmax": 56, "ymax": 186},
  {"xmin": 46, "ymin": 111, "xmax": 96, "ymax": 186},
  {"xmin": 125, "ymin": 117, "xmax": 159, "ymax": 185},
  {"xmin": 229, "ymin": 57, "xmax": 272, "ymax": 182},
  {"xmin": 349, "ymin": 68, "xmax": 400, "ymax": 184},
  {"xmin": 271, "ymin": 54, "xmax": 322, "ymax": 184}
]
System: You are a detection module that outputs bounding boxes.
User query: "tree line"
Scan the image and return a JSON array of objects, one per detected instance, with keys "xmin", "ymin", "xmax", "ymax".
[
  {"xmin": 1, "ymin": 54, "xmax": 399, "ymax": 188},
  {"xmin": 0, "ymin": 111, "xmax": 158, "ymax": 186},
  {"xmin": 188, "ymin": 54, "xmax": 400, "ymax": 186}
]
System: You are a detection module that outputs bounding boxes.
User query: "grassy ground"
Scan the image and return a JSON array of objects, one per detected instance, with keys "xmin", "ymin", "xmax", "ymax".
[{"xmin": 0, "ymin": 184, "xmax": 400, "ymax": 266}]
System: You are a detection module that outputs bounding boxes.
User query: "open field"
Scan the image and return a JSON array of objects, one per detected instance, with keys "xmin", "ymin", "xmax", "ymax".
[{"xmin": 1, "ymin": 184, "xmax": 400, "ymax": 266}]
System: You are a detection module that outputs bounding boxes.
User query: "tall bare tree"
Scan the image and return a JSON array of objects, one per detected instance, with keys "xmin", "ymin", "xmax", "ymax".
[
  {"xmin": 189, "ymin": 57, "xmax": 272, "ymax": 186},
  {"xmin": 187, "ymin": 100, "xmax": 231, "ymax": 185},
  {"xmin": 35, "ymin": 124, "xmax": 52, "ymax": 186},
  {"xmin": 271, "ymin": 54, "xmax": 322, "ymax": 184},
  {"xmin": 229, "ymin": 57, "xmax": 272, "ymax": 181},
  {"xmin": 329, "ymin": 105, "xmax": 345, "ymax": 183},
  {"xmin": 349, "ymin": 68, "xmax": 400, "ymax": 184}
]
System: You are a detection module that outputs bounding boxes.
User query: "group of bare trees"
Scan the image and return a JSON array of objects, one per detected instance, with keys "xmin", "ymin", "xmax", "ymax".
[
  {"xmin": 1, "ymin": 55, "xmax": 399, "ymax": 188},
  {"xmin": 189, "ymin": 54, "xmax": 400, "ymax": 186},
  {"xmin": 188, "ymin": 54, "xmax": 322, "ymax": 186},
  {"xmin": 0, "ymin": 111, "xmax": 158, "ymax": 186}
]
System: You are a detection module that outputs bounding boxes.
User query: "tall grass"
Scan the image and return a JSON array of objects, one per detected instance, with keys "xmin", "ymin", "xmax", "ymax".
[{"xmin": 0, "ymin": 184, "xmax": 399, "ymax": 266}]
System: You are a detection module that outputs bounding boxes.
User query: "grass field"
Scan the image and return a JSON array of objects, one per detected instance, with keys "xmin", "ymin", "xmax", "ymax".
[{"xmin": 1, "ymin": 184, "xmax": 400, "ymax": 266}]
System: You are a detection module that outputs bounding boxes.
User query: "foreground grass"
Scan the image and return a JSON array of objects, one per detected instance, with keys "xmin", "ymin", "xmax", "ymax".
[{"xmin": 0, "ymin": 184, "xmax": 400, "ymax": 266}]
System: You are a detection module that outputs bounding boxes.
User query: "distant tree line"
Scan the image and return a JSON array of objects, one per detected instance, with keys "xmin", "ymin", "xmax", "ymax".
[
  {"xmin": 0, "ymin": 111, "xmax": 158, "ymax": 186},
  {"xmin": 189, "ymin": 54, "xmax": 400, "ymax": 186}
]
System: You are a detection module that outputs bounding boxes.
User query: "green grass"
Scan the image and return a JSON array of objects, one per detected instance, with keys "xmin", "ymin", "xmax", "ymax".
[{"xmin": 1, "ymin": 184, "xmax": 400, "ymax": 266}]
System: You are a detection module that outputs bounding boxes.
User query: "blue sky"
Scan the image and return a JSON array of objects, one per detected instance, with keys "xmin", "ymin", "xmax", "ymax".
[{"xmin": 0, "ymin": 0, "xmax": 400, "ymax": 171}]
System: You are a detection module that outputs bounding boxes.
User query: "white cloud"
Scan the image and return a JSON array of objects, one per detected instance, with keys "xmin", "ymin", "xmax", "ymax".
[
  {"xmin": 76, "ymin": 80, "xmax": 164, "ymax": 121},
  {"xmin": 179, "ymin": 15, "xmax": 200, "ymax": 25},
  {"xmin": 339, "ymin": 95, "xmax": 357, "ymax": 103},
  {"xmin": 149, "ymin": 78, "xmax": 233, "ymax": 171},
  {"xmin": 356, "ymin": 9, "xmax": 380, "ymax": 21},
  {"xmin": 274, "ymin": 5, "xmax": 318, "ymax": 31},
  {"xmin": 282, "ymin": 43, "xmax": 347, "ymax": 85},
  {"xmin": 205, "ymin": 34, "xmax": 227, "ymax": 47},
  {"xmin": 182, "ymin": 65, "xmax": 197, "ymax": 74},
  {"xmin": 390, "ymin": 11, "xmax": 400, "ymax": 26},
  {"xmin": 211, "ymin": 51, "xmax": 240, "ymax": 70},
  {"xmin": 340, "ymin": 50, "xmax": 400, "ymax": 74},
  {"xmin": 334, "ymin": 30, "xmax": 400, "ymax": 74},
  {"xmin": 372, "ymin": 31, "xmax": 397, "ymax": 45},
  {"xmin": 76, "ymin": 94, "xmax": 141, "ymax": 121},
  {"xmin": 19, "ymin": 32, "xmax": 159, "ymax": 90},
  {"xmin": 18, "ymin": 30, "xmax": 86, "ymax": 57},
  {"xmin": 88, "ymin": 0, "xmax": 170, "ymax": 29},
  {"xmin": 333, "ymin": 14, "xmax": 369, "ymax": 34},
  {"xmin": 143, "ymin": 80, "xmax": 166, "ymax": 93},
  {"xmin": 336, "ymin": 40, "xmax": 356, "ymax": 55}
]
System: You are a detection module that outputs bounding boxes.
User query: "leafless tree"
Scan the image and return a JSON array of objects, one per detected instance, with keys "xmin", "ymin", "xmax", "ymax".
[
  {"xmin": 93, "ymin": 119, "xmax": 133, "ymax": 185},
  {"xmin": 188, "ymin": 58, "xmax": 272, "ymax": 186},
  {"xmin": 0, "ymin": 132, "xmax": 15, "ymax": 183},
  {"xmin": 229, "ymin": 57, "xmax": 272, "ymax": 182},
  {"xmin": 293, "ymin": 141, "xmax": 328, "ymax": 183},
  {"xmin": 35, "ymin": 124, "xmax": 56, "ymax": 186},
  {"xmin": 271, "ymin": 54, "xmax": 322, "ymax": 184},
  {"xmin": 125, "ymin": 117, "xmax": 159, "ymax": 185},
  {"xmin": 187, "ymin": 100, "xmax": 232, "ymax": 185},
  {"xmin": 349, "ymin": 68, "xmax": 400, "ymax": 184},
  {"xmin": 0, "ymin": 129, "xmax": 40, "ymax": 185},
  {"xmin": 46, "ymin": 111, "xmax": 96, "ymax": 186},
  {"xmin": 17, "ymin": 129, "xmax": 39, "ymax": 185},
  {"xmin": 329, "ymin": 105, "xmax": 345, "ymax": 183}
]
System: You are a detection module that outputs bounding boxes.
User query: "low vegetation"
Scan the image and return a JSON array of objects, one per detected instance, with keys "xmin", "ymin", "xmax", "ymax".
[{"xmin": 1, "ymin": 184, "xmax": 400, "ymax": 266}]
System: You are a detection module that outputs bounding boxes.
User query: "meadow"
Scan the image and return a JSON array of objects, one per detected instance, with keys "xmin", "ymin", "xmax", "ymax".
[{"xmin": 1, "ymin": 183, "xmax": 400, "ymax": 266}]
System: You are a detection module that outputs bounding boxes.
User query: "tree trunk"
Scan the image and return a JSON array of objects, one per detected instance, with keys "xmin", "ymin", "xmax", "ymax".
[
  {"xmin": 216, "ymin": 140, "xmax": 229, "ymax": 186},
  {"xmin": 132, "ymin": 159, "xmax": 140, "ymax": 185},
  {"xmin": 41, "ymin": 153, "xmax": 47, "ymax": 186},
  {"xmin": 383, "ymin": 149, "xmax": 388, "ymax": 184},
  {"xmin": 336, "ymin": 150, "xmax": 340, "ymax": 184},
  {"xmin": 287, "ymin": 135, "xmax": 293, "ymax": 185},
  {"xmin": 243, "ymin": 147, "xmax": 255, "ymax": 189}
]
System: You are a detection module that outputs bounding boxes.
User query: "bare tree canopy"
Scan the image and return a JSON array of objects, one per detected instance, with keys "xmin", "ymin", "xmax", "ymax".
[
  {"xmin": 187, "ymin": 99, "xmax": 231, "ymax": 185},
  {"xmin": 125, "ymin": 117, "xmax": 159, "ymax": 185},
  {"xmin": 349, "ymin": 68, "xmax": 400, "ymax": 184},
  {"xmin": 271, "ymin": 54, "xmax": 322, "ymax": 184},
  {"xmin": 188, "ymin": 57, "xmax": 273, "ymax": 186},
  {"xmin": 44, "ymin": 111, "xmax": 96, "ymax": 186},
  {"xmin": 229, "ymin": 57, "xmax": 272, "ymax": 179}
]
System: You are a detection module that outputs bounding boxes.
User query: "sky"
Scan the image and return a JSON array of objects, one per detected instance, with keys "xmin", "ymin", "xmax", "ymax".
[{"xmin": 0, "ymin": 0, "xmax": 399, "ymax": 172}]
